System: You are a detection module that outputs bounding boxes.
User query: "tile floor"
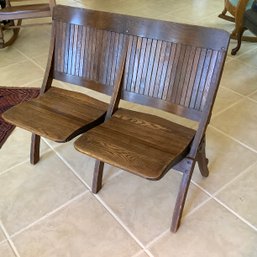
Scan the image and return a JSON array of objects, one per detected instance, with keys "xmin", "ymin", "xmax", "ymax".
[{"xmin": 1, "ymin": 0, "xmax": 257, "ymax": 256}]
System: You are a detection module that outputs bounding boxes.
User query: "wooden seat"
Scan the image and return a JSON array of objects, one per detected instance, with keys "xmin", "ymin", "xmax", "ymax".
[
  {"xmin": 75, "ymin": 108, "xmax": 195, "ymax": 179},
  {"xmin": 73, "ymin": 6, "xmax": 230, "ymax": 233},
  {"xmin": 3, "ymin": 5, "xmax": 128, "ymax": 164},
  {"xmin": 3, "ymin": 87, "xmax": 108, "ymax": 142},
  {"xmin": 0, "ymin": 0, "xmax": 55, "ymax": 48}
]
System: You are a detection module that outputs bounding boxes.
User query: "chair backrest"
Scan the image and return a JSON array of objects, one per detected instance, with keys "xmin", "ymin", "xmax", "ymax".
[
  {"xmin": 48, "ymin": 6, "xmax": 229, "ymax": 123},
  {"xmin": 118, "ymin": 19, "xmax": 229, "ymax": 122},
  {"xmin": 50, "ymin": 5, "xmax": 128, "ymax": 96}
]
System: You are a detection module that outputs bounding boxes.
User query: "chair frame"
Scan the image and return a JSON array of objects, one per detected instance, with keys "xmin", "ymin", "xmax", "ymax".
[
  {"xmin": 3, "ymin": 4, "xmax": 128, "ymax": 165},
  {"xmin": 69, "ymin": 5, "xmax": 230, "ymax": 232},
  {"xmin": 218, "ymin": 0, "xmax": 257, "ymax": 43},
  {"xmin": 0, "ymin": 0, "xmax": 55, "ymax": 48}
]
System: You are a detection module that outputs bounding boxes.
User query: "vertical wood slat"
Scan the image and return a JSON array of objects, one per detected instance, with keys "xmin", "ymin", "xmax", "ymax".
[
  {"xmin": 54, "ymin": 20, "xmax": 220, "ymax": 113},
  {"xmin": 54, "ymin": 21, "xmax": 125, "ymax": 87}
]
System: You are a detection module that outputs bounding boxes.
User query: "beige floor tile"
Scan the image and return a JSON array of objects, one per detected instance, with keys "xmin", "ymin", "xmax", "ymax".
[
  {"xmin": 0, "ymin": 150, "xmax": 86, "ymax": 235},
  {"xmin": 236, "ymin": 47, "xmax": 257, "ymax": 68},
  {"xmin": 0, "ymin": 242, "xmax": 15, "ymax": 257},
  {"xmin": 0, "ymin": 227, "xmax": 5, "ymax": 243},
  {"xmin": 149, "ymin": 200, "xmax": 257, "ymax": 257},
  {"xmin": 98, "ymin": 170, "xmax": 209, "ymax": 244},
  {"xmin": 133, "ymin": 251, "xmax": 149, "ymax": 257},
  {"xmin": 228, "ymin": 39, "xmax": 257, "ymax": 58},
  {"xmin": 0, "ymin": 47, "xmax": 26, "ymax": 69},
  {"xmin": 249, "ymin": 91, "xmax": 257, "ymax": 102},
  {"xmin": 212, "ymin": 86, "xmax": 242, "ymax": 116},
  {"xmin": 216, "ymin": 162, "xmax": 257, "ymax": 228},
  {"xmin": 13, "ymin": 27, "xmax": 51, "ymax": 58},
  {"xmin": 0, "ymin": 128, "xmax": 50, "ymax": 174},
  {"xmin": 167, "ymin": 0, "xmax": 223, "ymax": 24},
  {"xmin": 220, "ymin": 59, "xmax": 257, "ymax": 95},
  {"xmin": 53, "ymin": 140, "xmax": 119, "ymax": 187},
  {"xmin": 32, "ymin": 54, "xmax": 48, "ymax": 70},
  {"xmin": 13, "ymin": 193, "xmax": 140, "ymax": 257},
  {"xmin": 211, "ymin": 99, "xmax": 257, "ymax": 151},
  {"xmin": 0, "ymin": 60, "xmax": 44, "ymax": 87},
  {"xmin": 192, "ymin": 127, "xmax": 257, "ymax": 193}
]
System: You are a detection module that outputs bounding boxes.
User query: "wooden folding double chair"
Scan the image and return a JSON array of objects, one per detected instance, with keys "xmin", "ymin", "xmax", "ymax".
[{"xmin": 3, "ymin": 5, "xmax": 230, "ymax": 232}]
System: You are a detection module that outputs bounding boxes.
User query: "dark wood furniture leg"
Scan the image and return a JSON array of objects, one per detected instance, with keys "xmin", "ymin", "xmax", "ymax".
[
  {"xmin": 92, "ymin": 160, "xmax": 104, "ymax": 193},
  {"xmin": 30, "ymin": 133, "xmax": 40, "ymax": 164},
  {"xmin": 231, "ymin": 27, "xmax": 246, "ymax": 55},
  {"xmin": 196, "ymin": 136, "xmax": 209, "ymax": 177},
  {"xmin": 171, "ymin": 159, "xmax": 196, "ymax": 232}
]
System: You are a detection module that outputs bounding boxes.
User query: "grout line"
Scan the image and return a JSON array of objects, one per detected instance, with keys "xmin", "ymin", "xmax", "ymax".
[
  {"xmin": 0, "ymin": 147, "xmax": 53, "ymax": 178},
  {"xmin": 211, "ymin": 160, "xmax": 257, "ymax": 197},
  {"xmin": 212, "ymin": 98, "xmax": 244, "ymax": 119},
  {"xmin": 184, "ymin": 196, "xmax": 212, "ymax": 218},
  {"xmin": 13, "ymin": 47, "xmax": 47, "ymax": 71},
  {"xmin": 131, "ymin": 249, "xmax": 155, "ymax": 257},
  {"xmin": 43, "ymin": 140, "xmax": 153, "ymax": 254},
  {"xmin": 212, "ymin": 196, "xmax": 257, "ymax": 232},
  {"xmin": 0, "ymin": 221, "xmax": 21, "ymax": 257},
  {"xmin": 10, "ymin": 191, "xmax": 88, "ymax": 238},
  {"xmin": 247, "ymin": 95, "xmax": 257, "ymax": 103},
  {"xmin": 209, "ymin": 125, "xmax": 257, "ymax": 154},
  {"xmin": 190, "ymin": 181, "xmax": 257, "ymax": 233},
  {"xmin": 0, "ymin": 160, "xmax": 28, "ymax": 177},
  {"xmin": 94, "ymin": 194, "xmax": 152, "ymax": 254},
  {"xmin": 42, "ymin": 139, "xmax": 92, "ymax": 190},
  {"xmin": 145, "ymin": 229, "xmax": 169, "ymax": 250},
  {"xmin": 0, "ymin": 239, "xmax": 6, "ymax": 247}
]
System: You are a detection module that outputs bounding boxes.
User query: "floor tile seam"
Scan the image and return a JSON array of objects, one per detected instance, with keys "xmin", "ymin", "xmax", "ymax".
[
  {"xmin": 0, "ymin": 238, "xmax": 7, "ymax": 247},
  {"xmin": 43, "ymin": 141, "xmax": 156, "ymax": 256},
  {"xmin": 211, "ymin": 159, "xmax": 257, "ymax": 197},
  {"xmin": 145, "ymin": 228, "xmax": 169, "ymax": 251},
  {"xmin": 42, "ymin": 139, "xmax": 92, "ymax": 190},
  {"xmin": 246, "ymin": 94, "xmax": 257, "ymax": 104},
  {"xmin": 219, "ymin": 85, "xmax": 245, "ymax": 97},
  {"xmin": 0, "ymin": 147, "xmax": 53, "ymax": 177},
  {"xmin": 12, "ymin": 47, "xmax": 46, "ymax": 72},
  {"xmin": 233, "ymin": 54, "xmax": 257, "ymax": 69},
  {"xmin": 93, "ymin": 193, "xmax": 151, "ymax": 253},
  {"xmin": 190, "ymin": 181, "xmax": 257, "ymax": 232},
  {"xmin": 209, "ymin": 125, "xmax": 257, "ymax": 154},
  {"xmin": 195, "ymin": 10, "xmax": 226, "ymax": 23},
  {"xmin": 42, "ymin": 138, "xmax": 127, "ymax": 190},
  {"xmin": 0, "ymin": 221, "xmax": 21, "ymax": 257},
  {"xmin": 131, "ymin": 249, "xmax": 155, "ymax": 257},
  {"xmin": 212, "ymin": 196, "xmax": 257, "ymax": 232},
  {"xmin": 212, "ymin": 97, "xmax": 245, "ymax": 119},
  {"xmin": 0, "ymin": 59, "xmax": 31, "ymax": 71},
  {"xmin": 229, "ymin": 39, "xmax": 257, "ymax": 58},
  {"xmin": 9, "ymin": 191, "xmax": 88, "ymax": 239}
]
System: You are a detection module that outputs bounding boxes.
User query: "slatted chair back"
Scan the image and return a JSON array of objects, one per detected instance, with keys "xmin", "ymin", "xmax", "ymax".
[
  {"xmin": 72, "ymin": 6, "xmax": 230, "ymax": 233},
  {"xmin": 49, "ymin": 6, "xmax": 128, "ymax": 95},
  {"xmin": 50, "ymin": 6, "xmax": 229, "ymax": 123},
  {"xmin": 118, "ymin": 21, "xmax": 229, "ymax": 122}
]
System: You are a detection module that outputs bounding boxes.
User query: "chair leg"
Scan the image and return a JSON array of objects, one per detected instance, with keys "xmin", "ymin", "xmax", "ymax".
[
  {"xmin": 196, "ymin": 136, "xmax": 209, "ymax": 177},
  {"xmin": 231, "ymin": 27, "xmax": 246, "ymax": 55},
  {"xmin": 218, "ymin": 8, "xmax": 235, "ymax": 23},
  {"xmin": 92, "ymin": 160, "xmax": 104, "ymax": 194},
  {"xmin": 171, "ymin": 158, "xmax": 196, "ymax": 233},
  {"xmin": 0, "ymin": 26, "xmax": 4, "ymax": 48},
  {"xmin": 30, "ymin": 133, "xmax": 41, "ymax": 165}
]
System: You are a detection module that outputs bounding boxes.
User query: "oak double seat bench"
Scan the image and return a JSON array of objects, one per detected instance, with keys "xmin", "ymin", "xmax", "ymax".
[{"xmin": 3, "ymin": 5, "xmax": 230, "ymax": 232}]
